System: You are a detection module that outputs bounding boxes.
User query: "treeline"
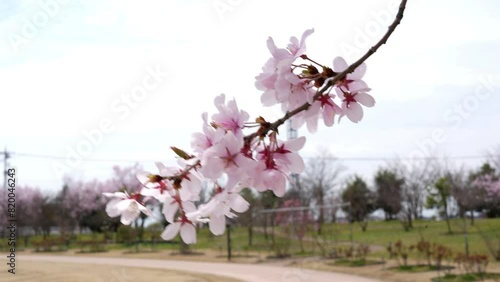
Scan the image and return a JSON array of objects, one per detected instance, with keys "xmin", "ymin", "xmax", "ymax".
[
  {"xmin": 1, "ymin": 148, "xmax": 499, "ymax": 240},
  {"xmin": 0, "ymin": 164, "xmax": 149, "ymax": 238},
  {"xmin": 252, "ymin": 148, "xmax": 500, "ymax": 234}
]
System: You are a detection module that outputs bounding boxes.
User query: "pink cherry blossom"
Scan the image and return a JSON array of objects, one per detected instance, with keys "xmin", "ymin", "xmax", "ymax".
[
  {"xmin": 318, "ymin": 94, "xmax": 343, "ymax": 127},
  {"xmin": 103, "ymin": 191, "xmax": 152, "ymax": 225},
  {"xmin": 200, "ymin": 131, "xmax": 256, "ymax": 188},
  {"xmin": 287, "ymin": 28, "xmax": 314, "ymax": 58},
  {"xmin": 273, "ymin": 136, "xmax": 306, "ymax": 174},
  {"xmin": 278, "ymin": 80, "xmax": 316, "ymax": 113},
  {"xmin": 137, "ymin": 161, "xmax": 201, "ymax": 202},
  {"xmin": 212, "ymin": 94, "xmax": 249, "ymax": 139},
  {"xmin": 333, "ymin": 56, "xmax": 370, "ymax": 93},
  {"xmin": 255, "ymin": 59, "xmax": 280, "ymax": 105},
  {"xmin": 162, "ymin": 197, "xmax": 180, "ymax": 223},
  {"xmin": 253, "ymin": 164, "xmax": 287, "ymax": 197},
  {"xmin": 336, "ymin": 88, "xmax": 375, "ymax": 123},
  {"xmin": 160, "ymin": 201, "xmax": 202, "ymax": 244},
  {"xmin": 291, "ymin": 101, "xmax": 321, "ymax": 133},
  {"xmin": 137, "ymin": 163, "xmax": 174, "ymax": 201},
  {"xmin": 162, "ymin": 197, "xmax": 197, "ymax": 224},
  {"xmin": 207, "ymin": 186, "xmax": 250, "ymax": 235},
  {"xmin": 474, "ymin": 175, "xmax": 500, "ymax": 198},
  {"xmin": 290, "ymin": 93, "xmax": 343, "ymax": 132},
  {"xmin": 191, "ymin": 112, "xmax": 225, "ymax": 155},
  {"xmin": 161, "ymin": 221, "xmax": 197, "ymax": 244},
  {"xmin": 256, "ymin": 29, "xmax": 314, "ymax": 109},
  {"xmin": 251, "ymin": 136, "xmax": 306, "ymax": 196},
  {"xmin": 162, "ymin": 161, "xmax": 202, "ymax": 202}
]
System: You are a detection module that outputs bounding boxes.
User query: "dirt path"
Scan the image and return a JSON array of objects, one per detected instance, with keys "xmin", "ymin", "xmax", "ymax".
[
  {"xmin": 17, "ymin": 254, "xmax": 380, "ymax": 282},
  {"xmin": 0, "ymin": 260, "xmax": 239, "ymax": 282}
]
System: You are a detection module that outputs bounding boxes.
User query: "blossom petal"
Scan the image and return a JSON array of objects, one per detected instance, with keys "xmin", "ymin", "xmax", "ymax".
[
  {"xmin": 209, "ymin": 215, "xmax": 226, "ymax": 236},
  {"xmin": 287, "ymin": 153, "xmax": 305, "ymax": 174},
  {"xmin": 348, "ymin": 80, "xmax": 370, "ymax": 93},
  {"xmin": 284, "ymin": 136, "xmax": 306, "ymax": 151},
  {"xmin": 346, "ymin": 102, "xmax": 364, "ymax": 123},
  {"xmin": 261, "ymin": 90, "xmax": 277, "ymax": 106},
  {"xmin": 121, "ymin": 202, "xmax": 140, "ymax": 225},
  {"xmin": 105, "ymin": 198, "xmax": 123, "ymax": 217},
  {"xmin": 323, "ymin": 105, "xmax": 335, "ymax": 127},
  {"xmin": 180, "ymin": 223, "xmax": 197, "ymax": 244},
  {"xmin": 335, "ymin": 87, "xmax": 345, "ymax": 100},
  {"xmin": 230, "ymin": 194, "xmax": 249, "ymax": 213},
  {"xmin": 162, "ymin": 201, "xmax": 179, "ymax": 223},
  {"xmin": 333, "ymin": 57, "xmax": 348, "ymax": 72},
  {"xmin": 161, "ymin": 222, "xmax": 181, "ymax": 240},
  {"xmin": 306, "ymin": 115, "xmax": 318, "ymax": 133},
  {"xmin": 300, "ymin": 29, "xmax": 314, "ymax": 45},
  {"xmin": 355, "ymin": 92, "xmax": 375, "ymax": 107},
  {"xmin": 349, "ymin": 63, "xmax": 367, "ymax": 80}
]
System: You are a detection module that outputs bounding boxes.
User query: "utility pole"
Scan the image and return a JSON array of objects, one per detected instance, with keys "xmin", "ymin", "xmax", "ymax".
[
  {"xmin": 226, "ymin": 222, "xmax": 232, "ymax": 261},
  {"xmin": 2, "ymin": 147, "xmax": 10, "ymax": 190},
  {"xmin": 287, "ymin": 121, "xmax": 301, "ymax": 191}
]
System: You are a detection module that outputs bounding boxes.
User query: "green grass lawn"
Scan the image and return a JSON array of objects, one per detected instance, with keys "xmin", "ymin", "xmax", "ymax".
[
  {"xmin": 323, "ymin": 218, "xmax": 500, "ymax": 260},
  {"xmin": 1, "ymin": 218, "xmax": 499, "ymax": 261},
  {"xmin": 189, "ymin": 218, "xmax": 500, "ymax": 261},
  {"xmin": 431, "ymin": 273, "xmax": 500, "ymax": 282}
]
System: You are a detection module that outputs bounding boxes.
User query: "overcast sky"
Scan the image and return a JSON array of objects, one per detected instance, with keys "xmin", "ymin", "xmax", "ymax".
[{"xmin": 1, "ymin": 0, "xmax": 499, "ymax": 194}]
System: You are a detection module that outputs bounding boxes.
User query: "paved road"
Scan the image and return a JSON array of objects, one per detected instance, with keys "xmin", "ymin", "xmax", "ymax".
[{"xmin": 22, "ymin": 254, "xmax": 379, "ymax": 282}]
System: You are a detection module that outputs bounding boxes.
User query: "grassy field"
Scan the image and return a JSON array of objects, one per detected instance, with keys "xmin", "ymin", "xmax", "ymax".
[
  {"xmin": 192, "ymin": 218, "xmax": 500, "ymax": 260},
  {"xmin": 2, "ymin": 218, "xmax": 499, "ymax": 262}
]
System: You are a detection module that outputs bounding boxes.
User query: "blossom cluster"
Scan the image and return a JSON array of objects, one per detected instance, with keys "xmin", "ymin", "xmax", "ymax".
[
  {"xmin": 103, "ymin": 29, "xmax": 375, "ymax": 244},
  {"xmin": 473, "ymin": 174, "xmax": 500, "ymax": 198},
  {"xmin": 256, "ymin": 29, "xmax": 374, "ymax": 130}
]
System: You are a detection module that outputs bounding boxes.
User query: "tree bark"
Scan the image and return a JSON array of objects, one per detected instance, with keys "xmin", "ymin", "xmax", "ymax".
[
  {"xmin": 248, "ymin": 226, "xmax": 253, "ymax": 246},
  {"xmin": 444, "ymin": 202, "xmax": 452, "ymax": 234},
  {"xmin": 469, "ymin": 210, "xmax": 475, "ymax": 226}
]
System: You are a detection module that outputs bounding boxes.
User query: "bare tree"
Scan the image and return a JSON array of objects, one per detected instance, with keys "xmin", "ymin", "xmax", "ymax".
[
  {"xmin": 302, "ymin": 149, "xmax": 345, "ymax": 235},
  {"xmin": 324, "ymin": 194, "xmax": 342, "ymax": 223},
  {"xmin": 449, "ymin": 167, "xmax": 483, "ymax": 225},
  {"xmin": 390, "ymin": 159, "xmax": 439, "ymax": 228}
]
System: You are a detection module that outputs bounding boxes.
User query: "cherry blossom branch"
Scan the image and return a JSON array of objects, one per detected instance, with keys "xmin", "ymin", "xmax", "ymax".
[
  {"xmin": 158, "ymin": 0, "xmax": 408, "ymax": 182},
  {"xmin": 164, "ymin": 159, "xmax": 200, "ymax": 188},
  {"xmin": 162, "ymin": 0, "xmax": 407, "ymax": 184},
  {"xmin": 104, "ymin": 0, "xmax": 409, "ymax": 245},
  {"xmin": 245, "ymin": 0, "xmax": 407, "ymax": 143}
]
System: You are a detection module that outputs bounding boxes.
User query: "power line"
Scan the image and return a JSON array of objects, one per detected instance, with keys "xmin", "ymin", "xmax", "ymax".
[
  {"xmin": 302, "ymin": 155, "xmax": 487, "ymax": 161},
  {"xmin": 12, "ymin": 152, "xmax": 160, "ymax": 163},
  {"xmin": 8, "ymin": 151, "xmax": 490, "ymax": 163}
]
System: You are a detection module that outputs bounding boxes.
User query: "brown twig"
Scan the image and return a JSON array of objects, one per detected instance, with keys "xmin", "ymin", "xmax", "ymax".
[{"xmin": 245, "ymin": 0, "xmax": 407, "ymax": 144}]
